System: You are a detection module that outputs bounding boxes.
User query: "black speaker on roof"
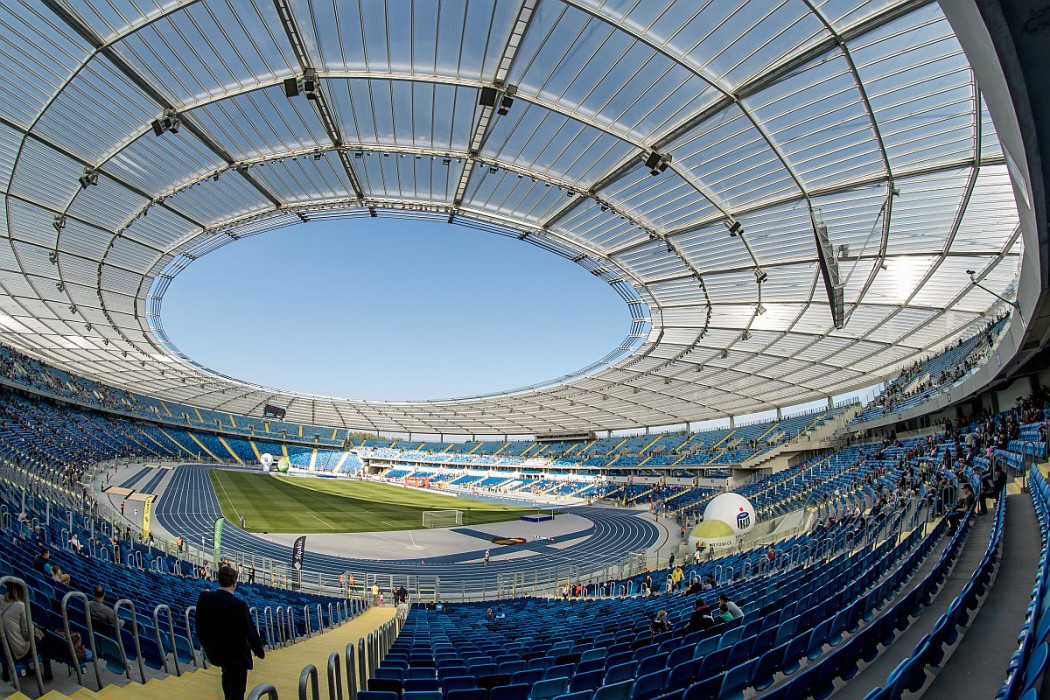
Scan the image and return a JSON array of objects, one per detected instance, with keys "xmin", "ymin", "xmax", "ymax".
[{"xmin": 284, "ymin": 77, "xmax": 300, "ymax": 98}]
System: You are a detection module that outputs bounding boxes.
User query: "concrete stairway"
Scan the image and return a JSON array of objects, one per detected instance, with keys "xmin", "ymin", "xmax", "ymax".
[{"xmin": 12, "ymin": 606, "xmax": 397, "ymax": 700}]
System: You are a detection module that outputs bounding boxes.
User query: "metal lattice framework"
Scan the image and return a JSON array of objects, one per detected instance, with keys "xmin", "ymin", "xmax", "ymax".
[{"xmin": 0, "ymin": 0, "xmax": 1024, "ymax": 435}]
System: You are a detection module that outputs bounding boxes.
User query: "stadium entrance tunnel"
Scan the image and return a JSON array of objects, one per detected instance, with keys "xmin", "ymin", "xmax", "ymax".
[{"xmin": 156, "ymin": 217, "xmax": 633, "ymax": 402}]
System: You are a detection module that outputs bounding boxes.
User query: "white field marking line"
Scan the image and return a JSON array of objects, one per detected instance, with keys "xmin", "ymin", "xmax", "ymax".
[
  {"xmin": 213, "ymin": 472, "xmax": 243, "ymax": 523},
  {"xmin": 307, "ymin": 512, "xmax": 338, "ymax": 529}
]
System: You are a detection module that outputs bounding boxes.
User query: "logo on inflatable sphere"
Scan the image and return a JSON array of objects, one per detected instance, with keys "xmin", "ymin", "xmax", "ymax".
[
  {"xmin": 737, "ymin": 508, "xmax": 751, "ymax": 530},
  {"xmin": 702, "ymin": 493, "xmax": 757, "ymax": 536},
  {"xmin": 277, "ymin": 456, "xmax": 291, "ymax": 474},
  {"xmin": 259, "ymin": 453, "xmax": 274, "ymax": 472}
]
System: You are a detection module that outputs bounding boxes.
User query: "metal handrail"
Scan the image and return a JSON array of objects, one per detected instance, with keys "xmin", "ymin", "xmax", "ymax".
[
  {"xmin": 299, "ymin": 663, "xmax": 320, "ymax": 700},
  {"xmin": 0, "ymin": 576, "xmax": 42, "ymax": 695},
  {"xmin": 61, "ymin": 590, "xmax": 103, "ymax": 689},
  {"xmin": 327, "ymin": 651, "xmax": 343, "ymax": 700},
  {"xmin": 358, "ymin": 637, "xmax": 367, "ymax": 686},
  {"xmin": 184, "ymin": 605, "xmax": 206, "ymax": 668},
  {"xmin": 275, "ymin": 606, "xmax": 287, "ymax": 647},
  {"xmin": 287, "ymin": 606, "xmax": 297, "ymax": 644},
  {"xmin": 153, "ymin": 603, "xmax": 181, "ymax": 676},
  {"xmin": 114, "ymin": 598, "xmax": 145, "ymax": 682},
  {"xmin": 345, "ymin": 642, "xmax": 358, "ymax": 700},
  {"xmin": 264, "ymin": 606, "xmax": 276, "ymax": 649},
  {"xmin": 303, "ymin": 605, "xmax": 312, "ymax": 638},
  {"xmin": 247, "ymin": 683, "xmax": 279, "ymax": 700}
]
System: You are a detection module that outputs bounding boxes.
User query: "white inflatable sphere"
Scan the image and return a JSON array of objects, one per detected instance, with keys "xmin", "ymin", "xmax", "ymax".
[
  {"xmin": 260, "ymin": 453, "xmax": 274, "ymax": 469},
  {"xmin": 703, "ymin": 492, "xmax": 757, "ymax": 535}
]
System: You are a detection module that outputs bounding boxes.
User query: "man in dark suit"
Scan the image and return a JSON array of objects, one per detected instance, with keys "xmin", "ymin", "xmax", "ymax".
[{"xmin": 196, "ymin": 564, "xmax": 265, "ymax": 700}]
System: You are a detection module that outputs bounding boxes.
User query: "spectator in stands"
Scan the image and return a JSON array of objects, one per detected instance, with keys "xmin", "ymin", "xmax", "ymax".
[
  {"xmin": 195, "ymin": 565, "xmax": 265, "ymax": 700},
  {"xmin": 683, "ymin": 598, "xmax": 715, "ymax": 634},
  {"xmin": 0, "ymin": 580, "xmax": 59, "ymax": 682},
  {"xmin": 978, "ymin": 466, "xmax": 1007, "ymax": 515},
  {"xmin": 49, "ymin": 564, "xmax": 70, "ymax": 586},
  {"xmin": 371, "ymin": 583, "xmax": 380, "ymax": 606},
  {"xmin": 702, "ymin": 573, "xmax": 716, "ymax": 590},
  {"xmin": 33, "ymin": 549, "xmax": 67, "ymax": 583},
  {"xmin": 650, "ymin": 610, "xmax": 672, "ymax": 635},
  {"xmin": 946, "ymin": 483, "xmax": 975, "ymax": 534},
  {"xmin": 88, "ymin": 586, "xmax": 121, "ymax": 636},
  {"xmin": 720, "ymin": 594, "xmax": 744, "ymax": 620},
  {"xmin": 68, "ymin": 533, "xmax": 83, "ymax": 555},
  {"xmin": 717, "ymin": 601, "xmax": 734, "ymax": 623},
  {"xmin": 32, "ymin": 549, "xmax": 49, "ymax": 573},
  {"xmin": 671, "ymin": 564, "xmax": 684, "ymax": 592}
]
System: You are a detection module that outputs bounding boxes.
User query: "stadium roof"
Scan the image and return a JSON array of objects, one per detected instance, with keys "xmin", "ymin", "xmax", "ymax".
[{"xmin": 0, "ymin": 0, "xmax": 1024, "ymax": 435}]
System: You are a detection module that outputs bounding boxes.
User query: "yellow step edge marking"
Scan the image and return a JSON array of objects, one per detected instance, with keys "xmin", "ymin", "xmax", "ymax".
[
  {"xmin": 187, "ymin": 432, "xmax": 223, "ymax": 463},
  {"xmin": 218, "ymin": 436, "xmax": 244, "ymax": 465}
]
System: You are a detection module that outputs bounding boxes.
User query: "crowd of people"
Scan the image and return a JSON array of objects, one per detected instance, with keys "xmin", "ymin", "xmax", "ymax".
[{"xmin": 869, "ymin": 313, "xmax": 1008, "ymax": 415}]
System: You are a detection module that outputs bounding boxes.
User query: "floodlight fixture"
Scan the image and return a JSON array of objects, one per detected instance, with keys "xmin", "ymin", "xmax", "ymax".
[
  {"xmin": 497, "ymin": 96, "xmax": 514, "ymax": 116},
  {"xmin": 286, "ymin": 70, "xmax": 319, "ymax": 100},
  {"xmin": 728, "ymin": 220, "xmax": 743, "ymax": 236},
  {"xmin": 720, "ymin": 348, "xmax": 729, "ymax": 358},
  {"xmin": 151, "ymin": 109, "xmax": 180, "ymax": 136},
  {"xmin": 479, "ymin": 86, "xmax": 498, "ymax": 107},
  {"xmin": 79, "ymin": 168, "xmax": 98, "ymax": 189},
  {"xmin": 753, "ymin": 267, "xmax": 768, "ymax": 283},
  {"xmin": 756, "ymin": 304, "xmax": 766, "ymax": 315},
  {"xmin": 643, "ymin": 150, "xmax": 671, "ymax": 175}
]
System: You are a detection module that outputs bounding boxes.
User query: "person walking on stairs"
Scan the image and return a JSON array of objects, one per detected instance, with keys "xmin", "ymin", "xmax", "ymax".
[{"xmin": 195, "ymin": 564, "xmax": 265, "ymax": 700}]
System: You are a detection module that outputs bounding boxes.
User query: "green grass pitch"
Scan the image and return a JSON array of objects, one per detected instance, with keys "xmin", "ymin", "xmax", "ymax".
[{"xmin": 208, "ymin": 470, "xmax": 537, "ymax": 533}]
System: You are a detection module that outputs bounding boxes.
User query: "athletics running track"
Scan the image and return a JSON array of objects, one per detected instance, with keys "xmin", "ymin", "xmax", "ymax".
[{"xmin": 153, "ymin": 465, "xmax": 659, "ymax": 591}]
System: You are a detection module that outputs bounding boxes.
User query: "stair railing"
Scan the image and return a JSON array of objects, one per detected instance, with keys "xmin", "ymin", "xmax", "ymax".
[
  {"xmin": 275, "ymin": 606, "xmax": 287, "ymax": 647},
  {"xmin": 60, "ymin": 590, "xmax": 103, "ymax": 689},
  {"xmin": 263, "ymin": 606, "xmax": 276, "ymax": 649},
  {"xmin": 153, "ymin": 603, "xmax": 181, "ymax": 676},
  {"xmin": 114, "ymin": 598, "xmax": 146, "ymax": 682},
  {"xmin": 184, "ymin": 605, "xmax": 206, "ymax": 668},
  {"xmin": 298, "ymin": 664, "xmax": 319, "ymax": 700},
  {"xmin": 247, "ymin": 683, "xmax": 279, "ymax": 700},
  {"xmin": 327, "ymin": 651, "xmax": 343, "ymax": 700},
  {"xmin": 344, "ymin": 642, "xmax": 358, "ymax": 700}
]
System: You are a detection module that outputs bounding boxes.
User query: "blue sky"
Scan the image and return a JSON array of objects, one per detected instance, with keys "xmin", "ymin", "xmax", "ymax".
[{"xmin": 162, "ymin": 218, "xmax": 628, "ymax": 401}]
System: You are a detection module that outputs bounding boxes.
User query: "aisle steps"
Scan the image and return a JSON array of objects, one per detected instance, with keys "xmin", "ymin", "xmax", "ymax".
[{"xmin": 11, "ymin": 607, "xmax": 395, "ymax": 700}]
